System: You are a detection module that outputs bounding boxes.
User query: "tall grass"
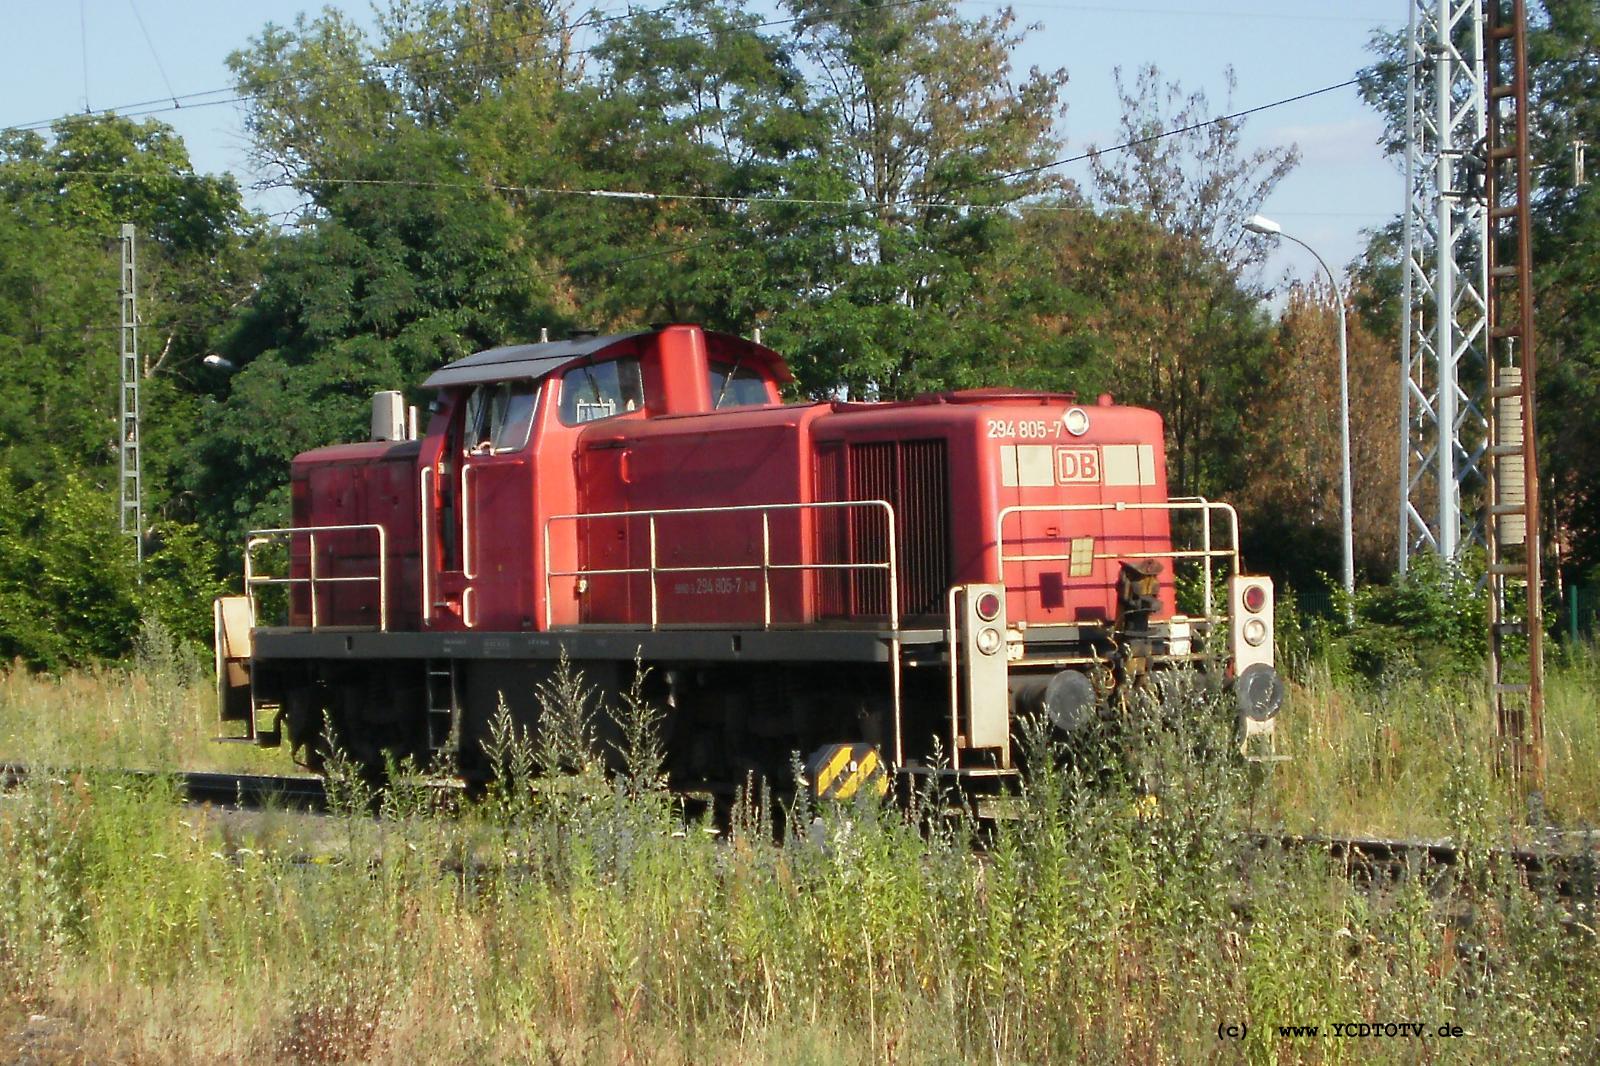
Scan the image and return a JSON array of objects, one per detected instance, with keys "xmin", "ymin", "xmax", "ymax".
[
  {"xmin": 0, "ymin": 644, "xmax": 282, "ymax": 775},
  {"xmin": 0, "ymin": 656, "xmax": 1597, "ymax": 1062},
  {"xmin": 1266, "ymin": 650, "xmax": 1600, "ymax": 839}
]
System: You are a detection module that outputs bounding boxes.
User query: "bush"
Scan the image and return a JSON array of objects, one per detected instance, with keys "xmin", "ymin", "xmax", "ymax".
[
  {"xmin": 0, "ymin": 458, "xmax": 230, "ymax": 672},
  {"xmin": 0, "ymin": 465, "xmax": 141, "ymax": 670},
  {"xmin": 1325, "ymin": 553, "xmax": 1486, "ymax": 686}
]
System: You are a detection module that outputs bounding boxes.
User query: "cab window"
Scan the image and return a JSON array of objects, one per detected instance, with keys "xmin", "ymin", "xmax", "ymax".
[
  {"xmin": 709, "ymin": 361, "xmax": 771, "ymax": 408},
  {"xmin": 462, "ymin": 379, "xmax": 537, "ymax": 453},
  {"xmin": 559, "ymin": 358, "xmax": 644, "ymax": 425}
]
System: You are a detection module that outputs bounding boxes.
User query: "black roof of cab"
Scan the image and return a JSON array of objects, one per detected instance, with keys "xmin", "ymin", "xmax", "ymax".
[
  {"xmin": 422, "ymin": 330, "xmax": 649, "ymax": 389},
  {"xmin": 422, "ymin": 327, "xmax": 794, "ymax": 390}
]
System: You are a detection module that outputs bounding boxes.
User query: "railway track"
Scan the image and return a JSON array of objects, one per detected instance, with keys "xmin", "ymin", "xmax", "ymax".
[
  {"xmin": 4, "ymin": 762, "xmax": 1596, "ymax": 898},
  {"xmin": 2, "ymin": 763, "xmax": 328, "ymax": 811},
  {"xmin": 1252, "ymin": 831, "xmax": 1600, "ymax": 901}
]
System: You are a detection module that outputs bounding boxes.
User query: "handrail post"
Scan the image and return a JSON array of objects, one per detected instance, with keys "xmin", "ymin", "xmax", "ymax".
[
  {"xmin": 542, "ymin": 517, "xmax": 553, "ymax": 629},
  {"xmin": 648, "ymin": 515, "xmax": 659, "ymax": 630},
  {"xmin": 461, "ymin": 465, "xmax": 477, "ymax": 580},
  {"xmin": 419, "ymin": 467, "xmax": 433, "ymax": 625},
  {"xmin": 244, "ymin": 538, "xmax": 257, "ymax": 625},
  {"xmin": 761, "ymin": 511, "xmax": 772, "ymax": 629},
  {"xmin": 376, "ymin": 524, "xmax": 388, "ymax": 631},
  {"xmin": 307, "ymin": 530, "xmax": 319, "ymax": 629},
  {"xmin": 883, "ymin": 501, "xmax": 903, "ymax": 769},
  {"xmin": 945, "ymin": 585, "xmax": 960, "ymax": 771}
]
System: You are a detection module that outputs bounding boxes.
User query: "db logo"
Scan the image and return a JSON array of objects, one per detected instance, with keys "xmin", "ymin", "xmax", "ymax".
[{"xmin": 1056, "ymin": 446, "xmax": 1100, "ymax": 484}]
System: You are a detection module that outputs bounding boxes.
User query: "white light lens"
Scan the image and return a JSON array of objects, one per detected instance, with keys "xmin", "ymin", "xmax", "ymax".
[
  {"xmin": 976, "ymin": 627, "xmax": 1003, "ymax": 655},
  {"xmin": 1242, "ymin": 618, "xmax": 1268, "ymax": 647},
  {"xmin": 1063, "ymin": 407, "xmax": 1090, "ymax": 436}
]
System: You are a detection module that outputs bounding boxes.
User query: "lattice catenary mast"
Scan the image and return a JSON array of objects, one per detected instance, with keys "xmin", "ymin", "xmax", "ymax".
[
  {"xmin": 119, "ymin": 223, "xmax": 143, "ymax": 567},
  {"xmin": 1398, "ymin": 0, "xmax": 1489, "ymax": 567}
]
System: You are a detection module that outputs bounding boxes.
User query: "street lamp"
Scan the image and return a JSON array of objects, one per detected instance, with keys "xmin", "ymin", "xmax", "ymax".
[{"xmin": 1245, "ymin": 213, "xmax": 1355, "ymax": 623}]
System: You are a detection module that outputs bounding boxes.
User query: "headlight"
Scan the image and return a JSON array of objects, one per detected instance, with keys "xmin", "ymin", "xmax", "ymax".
[
  {"xmin": 1242, "ymin": 617, "xmax": 1268, "ymax": 647},
  {"xmin": 976, "ymin": 627, "xmax": 1003, "ymax": 655}
]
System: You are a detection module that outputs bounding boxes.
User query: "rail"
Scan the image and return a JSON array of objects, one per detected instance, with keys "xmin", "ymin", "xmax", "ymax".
[
  {"xmin": 545, "ymin": 499, "xmax": 907, "ymax": 766},
  {"xmin": 244, "ymin": 524, "xmax": 389, "ymax": 631},
  {"xmin": 995, "ymin": 498, "xmax": 1240, "ymax": 622}
]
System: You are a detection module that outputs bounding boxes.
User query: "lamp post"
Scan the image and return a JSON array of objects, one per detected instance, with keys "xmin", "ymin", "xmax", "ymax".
[{"xmin": 1245, "ymin": 213, "xmax": 1354, "ymax": 623}]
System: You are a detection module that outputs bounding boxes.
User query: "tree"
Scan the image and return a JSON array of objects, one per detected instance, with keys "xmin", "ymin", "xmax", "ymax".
[
  {"xmin": 1052, "ymin": 65, "xmax": 1299, "ymax": 497},
  {"xmin": 544, "ymin": 0, "xmax": 839, "ymax": 333},
  {"xmin": 229, "ymin": 0, "xmax": 582, "ymax": 198},
  {"xmin": 1236, "ymin": 277, "xmax": 1400, "ymax": 590},
  {"xmin": 1087, "ymin": 65, "xmax": 1297, "ymax": 274},
  {"xmin": 0, "ymin": 115, "xmax": 260, "ymax": 510},
  {"xmin": 0, "ymin": 460, "xmax": 140, "ymax": 669},
  {"xmin": 768, "ymin": 0, "xmax": 1072, "ymax": 398},
  {"xmin": 1024, "ymin": 208, "xmax": 1274, "ymax": 497}
]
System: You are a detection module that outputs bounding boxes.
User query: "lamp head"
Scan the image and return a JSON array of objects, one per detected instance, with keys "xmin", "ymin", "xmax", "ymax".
[{"xmin": 1244, "ymin": 214, "xmax": 1282, "ymax": 236}]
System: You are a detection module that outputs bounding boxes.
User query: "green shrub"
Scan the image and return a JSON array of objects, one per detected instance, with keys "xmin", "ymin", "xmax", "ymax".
[{"xmin": 1327, "ymin": 553, "xmax": 1487, "ymax": 685}]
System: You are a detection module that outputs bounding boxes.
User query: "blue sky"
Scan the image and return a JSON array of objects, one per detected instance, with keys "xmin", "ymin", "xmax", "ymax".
[{"xmin": 1, "ymin": 1, "xmax": 1407, "ymax": 286}]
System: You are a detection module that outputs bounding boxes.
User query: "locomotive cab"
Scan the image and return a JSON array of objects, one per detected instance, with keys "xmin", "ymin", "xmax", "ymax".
[{"xmin": 411, "ymin": 326, "xmax": 793, "ymax": 633}]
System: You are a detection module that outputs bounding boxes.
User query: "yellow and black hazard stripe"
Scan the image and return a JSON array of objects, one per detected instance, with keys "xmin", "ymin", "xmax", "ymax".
[{"xmin": 806, "ymin": 743, "xmax": 889, "ymax": 802}]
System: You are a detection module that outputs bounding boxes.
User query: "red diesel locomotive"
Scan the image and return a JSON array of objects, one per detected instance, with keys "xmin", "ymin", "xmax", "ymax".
[{"xmin": 214, "ymin": 324, "xmax": 1283, "ymax": 794}]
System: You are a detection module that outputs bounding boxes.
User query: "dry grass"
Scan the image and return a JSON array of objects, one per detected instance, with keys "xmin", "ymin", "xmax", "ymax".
[
  {"xmin": 0, "ymin": 663, "xmax": 282, "ymax": 775},
  {"xmin": 1264, "ymin": 652, "xmax": 1600, "ymax": 839}
]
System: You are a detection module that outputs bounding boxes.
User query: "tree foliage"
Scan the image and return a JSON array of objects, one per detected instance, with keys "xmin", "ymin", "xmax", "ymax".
[{"xmin": 1088, "ymin": 65, "xmax": 1297, "ymax": 273}]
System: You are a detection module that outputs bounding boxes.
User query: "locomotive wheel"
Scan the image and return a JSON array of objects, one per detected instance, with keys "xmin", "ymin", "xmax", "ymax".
[{"xmin": 283, "ymin": 684, "xmax": 390, "ymax": 788}]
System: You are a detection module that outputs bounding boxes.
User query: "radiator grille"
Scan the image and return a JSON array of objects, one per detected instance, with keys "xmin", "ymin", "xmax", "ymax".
[{"xmin": 817, "ymin": 439, "xmax": 951, "ymax": 619}]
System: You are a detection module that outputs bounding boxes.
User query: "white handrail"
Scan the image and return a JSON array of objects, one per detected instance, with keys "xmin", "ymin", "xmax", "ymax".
[
  {"xmin": 244, "ymin": 523, "xmax": 389, "ymax": 631},
  {"xmin": 995, "ymin": 499, "xmax": 1241, "ymax": 623},
  {"xmin": 461, "ymin": 463, "xmax": 479, "ymax": 581},
  {"xmin": 419, "ymin": 467, "xmax": 433, "ymax": 621},
  {"xmin": 543, "ymin": 499, "xmax": 900, "ymax": 633}
]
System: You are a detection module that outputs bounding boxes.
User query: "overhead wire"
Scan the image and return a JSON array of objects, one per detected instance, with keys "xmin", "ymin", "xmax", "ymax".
[
  {"xmin": 533, "ymin": 60, "xmax": 1418, "ymax": 279},
  {"xmin": 8, "ymin": 27, "xmax": 1557, "ymax": 281},
  {"xmin": 127, "ymin": 0, "xmax": 181, "ymax": 109},
  {"xmin": 2, "ymin": 0, "xmax": 700, "ymax": 133}
]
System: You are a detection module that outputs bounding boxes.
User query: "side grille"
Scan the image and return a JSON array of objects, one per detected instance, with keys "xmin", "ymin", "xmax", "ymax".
[{"xmin": 817, "ymin": 439, "xmax": 951, "ymax": 619}]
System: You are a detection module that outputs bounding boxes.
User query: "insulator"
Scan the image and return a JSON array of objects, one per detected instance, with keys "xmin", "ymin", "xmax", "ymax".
[{"xmin": 1497, "ymin": 365, "xmax": 1526, "ymax": 547}]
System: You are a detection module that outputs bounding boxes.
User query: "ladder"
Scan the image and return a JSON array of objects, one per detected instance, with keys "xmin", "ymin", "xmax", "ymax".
[
  {"xmin": 425, "ymin": 660, "xmax": 460, "ymax": 754},
  {"xmin": 1482, "ymin": 0, "xmax": 1545, "ymax": 790}
]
